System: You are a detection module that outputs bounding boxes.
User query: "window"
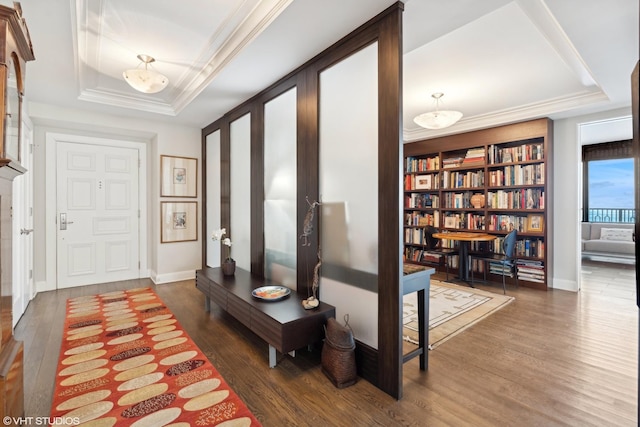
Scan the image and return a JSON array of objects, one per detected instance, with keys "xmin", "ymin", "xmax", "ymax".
[{"xmin": 582, "ymin": 140, "xmax": 635, "ymax": 223}]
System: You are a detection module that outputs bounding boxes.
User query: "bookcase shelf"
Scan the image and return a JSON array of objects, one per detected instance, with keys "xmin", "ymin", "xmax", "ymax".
[{"xmin": 403, "ymin": 118, "xmax": 553, "ymax": 290}]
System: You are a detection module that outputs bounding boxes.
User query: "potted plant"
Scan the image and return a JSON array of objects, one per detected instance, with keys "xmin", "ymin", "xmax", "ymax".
[{"xmin": 212, "ymin": 228, "xmax": 235, "ymax": 276}]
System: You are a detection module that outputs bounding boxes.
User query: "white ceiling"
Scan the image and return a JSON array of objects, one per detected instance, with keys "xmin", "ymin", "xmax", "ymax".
[{"xmin": 10, "ymin": 0, "xmax": 639, "ymax": 141}]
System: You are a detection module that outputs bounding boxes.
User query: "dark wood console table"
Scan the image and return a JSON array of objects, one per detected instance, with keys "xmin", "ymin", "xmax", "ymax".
[{"xmin": 196, "ymin": 267, "xmax": 336, "ymax": 367}]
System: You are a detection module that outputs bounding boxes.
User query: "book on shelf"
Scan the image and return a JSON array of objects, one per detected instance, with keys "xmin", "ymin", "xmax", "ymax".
[
  {"xmin": 406, "ymin": 155, "xmax": 440, "ymax": 172},
  {"xmin": 462, "ymin": 147, "xmax": 485, "ymax": 165},
  {"xmin": 488, "ymin": 143, "xmax": 544, "ymax": 164},
  {"xmin": 516, "ymin": 259, "xmax": 545, "ymax": 282},
  {"xmin": 442, "ymin": 156, "xmax": 464, "ymax": 169},
  {"xmin": 489, "ymin": 262, "xmax": 514, "ymax": 277}
]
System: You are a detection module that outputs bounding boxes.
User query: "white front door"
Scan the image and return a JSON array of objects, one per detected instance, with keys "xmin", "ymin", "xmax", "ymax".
[
  {"xmin": 12, "ymin": 120, "xmax": 34, "ymax": 326},
  {"xmin": 56, "ymin": 142, "xmax": 140, "ymax": 288}
]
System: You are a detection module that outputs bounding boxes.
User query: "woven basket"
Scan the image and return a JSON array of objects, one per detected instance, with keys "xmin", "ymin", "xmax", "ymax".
[{"xmin": 321, "ymin": 317, "xmax": 357, "ymax": 388}]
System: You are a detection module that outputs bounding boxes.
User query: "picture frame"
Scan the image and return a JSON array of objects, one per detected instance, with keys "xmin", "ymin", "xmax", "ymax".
[
  {"xmin": 527, "ymin": 214, "xmax": 543, "ymax": 232},
  {"xmin": 444, "ymin": 216, "xmax": 457, "ymax": 229},
  {"xmin": 161, "ymin": 155, "xmax": 197, "ymax": 197},
  {"xmin": 414, "ymin": 174, "xmax": 432, "ymax": 190},
  {"xmin": 161, "ymin": 202, "xmax": 198, "ymax": 243}
]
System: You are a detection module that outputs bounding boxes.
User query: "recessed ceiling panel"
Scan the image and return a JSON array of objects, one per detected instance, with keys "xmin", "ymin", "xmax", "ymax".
[
  {"xmin": 403, "ymin": 1, "xmax": 605, "ymax": 139},
  {"xmin": 75, "ymin": 0, "xmax": 295, "ymax": 115}
]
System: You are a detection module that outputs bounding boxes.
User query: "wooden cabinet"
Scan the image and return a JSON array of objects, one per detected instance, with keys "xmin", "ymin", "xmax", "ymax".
[
  {"xmin": 0, "ymin": 2, "xmax": 34, "ymax": 420},
  {"xmin": 403, "ymin": 118, "xmax": 553, "ymax": 290}
]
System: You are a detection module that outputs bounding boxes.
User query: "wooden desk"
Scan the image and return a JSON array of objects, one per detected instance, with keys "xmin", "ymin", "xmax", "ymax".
[
  {"xmin": 433, "ymin": 232, "xmax": 496, "ymax": 282},
  {"xmin": 196, "ymin": 267, "xmax": 336, "ymax": 368},
  {"xmin": 402, "ymin": 265, "xmax": 434, "ymax": 370}
]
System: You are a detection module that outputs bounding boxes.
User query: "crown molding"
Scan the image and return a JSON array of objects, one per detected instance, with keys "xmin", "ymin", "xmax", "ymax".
[{"xmin": 404, "ymin": 90, "xmax": 609, "ymax": 142}]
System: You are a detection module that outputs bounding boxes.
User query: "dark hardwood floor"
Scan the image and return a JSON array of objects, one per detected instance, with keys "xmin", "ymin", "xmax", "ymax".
[{"xmin": 15, "ymin": 265, "xmax": 637, "ymax": 426}]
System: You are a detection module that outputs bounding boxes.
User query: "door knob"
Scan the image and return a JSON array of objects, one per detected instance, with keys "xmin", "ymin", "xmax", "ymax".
[
  {"xmin": 20, "ymin": 228, "xmax": 33, "ymax": 235},
  {"xmin": 60, "ymin": 213, "xmax": 74, "ymax": 230}
]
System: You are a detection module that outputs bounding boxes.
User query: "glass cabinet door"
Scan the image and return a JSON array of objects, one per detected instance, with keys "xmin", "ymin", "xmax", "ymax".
[{"xmin": 4, "ymin": 54, "xmax": 21, "ymax": 163}]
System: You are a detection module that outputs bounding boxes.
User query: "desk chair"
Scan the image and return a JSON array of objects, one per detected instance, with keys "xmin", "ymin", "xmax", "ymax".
[
  {"xmin": 424, "ymin": 226, "xmax": 458, "ymax": 281},
  {"xmin": 470, "ymin": 229, "xmax": 518, "ymax": 294}
]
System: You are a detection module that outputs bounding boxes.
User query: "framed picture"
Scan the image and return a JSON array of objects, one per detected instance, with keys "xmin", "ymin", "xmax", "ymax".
[
  {"xmin": 161, "ymin": 202, "xmax": 198, "ymax": 243},
  {"xmin": 414, "ymin": 174, "xmax": 432, "ymax": 190},
  {"xmin": 444, "ymin": 216, "xmax": 457, "ymax": 228},
  {"xmin": 527, "ymin": 214, "xmax": 543, "ymax": 232},
  {"xmin": 161, "ymin": 155, "xmax": 197, "ymax": 197}
]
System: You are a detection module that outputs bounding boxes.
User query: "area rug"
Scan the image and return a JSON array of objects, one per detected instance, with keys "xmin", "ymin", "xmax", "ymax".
[
  {"xmin": 50, "ymin": 287, "xmax": 261, "ymax": 426},
  {"xmin": 403, "ymin": 280, "xmax": 514, "ymax": 349}
]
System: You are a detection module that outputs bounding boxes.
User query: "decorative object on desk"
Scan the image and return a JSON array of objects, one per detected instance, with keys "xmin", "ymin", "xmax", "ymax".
[
  {"xmin": 50, "ymin": 288, "xmax": 261, "ymax": 426},
  {"xmin": 303, "ymin": 250, "xmax": 322, "ymax": 309},
  {"xmin": 403, "ymin": 280, "xmax": 514, "ymax": 349},
  {"xmin": 252, "ymin": 285, "xmax": 291, "ymax": 301},
  {"xmin": 161, "ymin": 201, "xmax": 198, "ymax": 243},
  {"xmin": 470, "ymin": 193, "xmax": 485, "ymax": 208},
  {"xmin": 322, "ymin": 315, "xmax": 357, "ymax": 388},
  {"xmin": 212, "ymin": 228, "xmax": 235, "ymax": 275},
  {"xmin": 160, "ymin": 155, "xmax": 197, "ymax": 197},
  {"xmin": 222, "ymin": 258, "xmax": 236, "ymax": 276},
  {"xmin": 300, "ymin": 196, "xmax": 321, "ymax": 246}
]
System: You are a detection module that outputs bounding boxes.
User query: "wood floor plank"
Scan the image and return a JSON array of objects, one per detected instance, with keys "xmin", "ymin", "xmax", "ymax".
[{"xmin": 13, "ymin": 261, "xmax": 638, "ymax": 426}]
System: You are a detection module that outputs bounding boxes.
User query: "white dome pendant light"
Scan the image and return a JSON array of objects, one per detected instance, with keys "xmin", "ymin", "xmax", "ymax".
[
  {"xmin": 414, "ymin": 92, "xmax": 463, "ymax": 129},
  {"xmin": 123, "ymin": 54, "xmax": 169, "ymax": 94}
]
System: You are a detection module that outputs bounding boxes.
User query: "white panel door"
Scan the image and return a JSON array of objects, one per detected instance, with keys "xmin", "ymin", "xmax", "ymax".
[
  {"xmin": 56, "ymin": 142, "xmax": 140, "ymax": 288},
  {"xmin": 13, "ymin": 120, "xmax": 34, "ymax": 326}
]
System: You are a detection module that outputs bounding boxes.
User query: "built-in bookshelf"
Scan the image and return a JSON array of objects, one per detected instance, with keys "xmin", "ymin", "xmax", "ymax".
[{"xmin": 403, "ymin": 118, "xmax": 553, "ymax": 290}]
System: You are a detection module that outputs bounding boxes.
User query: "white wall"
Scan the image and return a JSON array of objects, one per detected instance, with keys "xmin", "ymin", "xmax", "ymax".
[
  {"xmin": 29, "ymin": 101, "xmax": 202, "ymax": 290},
  {"xmin": 552, "ymin": 107, "xmax": 632, "ymax": 292}
]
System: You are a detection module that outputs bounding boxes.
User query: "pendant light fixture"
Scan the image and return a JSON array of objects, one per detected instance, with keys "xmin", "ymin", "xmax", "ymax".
[
  {"xmin": 413, "ymin": 92, "xmax": 463, "ymax": 130},
  {"xmin": 123, "ymin": 54, "xmax": 169, "ymax": 94}
]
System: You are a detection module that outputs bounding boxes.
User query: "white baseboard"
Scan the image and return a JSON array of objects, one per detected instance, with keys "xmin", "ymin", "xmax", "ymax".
[
  {"xmin": 36, "ymin": 280, "xmax": 55, "ymax": 293},
  {"xmin": 152, "ymin": 270, "xmax": 196, "ymax": 285},
  {"xmin": 551, "ymin": 277, "xmax": 578, "ymax": 292}
]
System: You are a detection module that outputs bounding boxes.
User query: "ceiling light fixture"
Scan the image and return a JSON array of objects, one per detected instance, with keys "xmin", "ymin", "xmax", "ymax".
[
  {"xmin": 122, "ymin": 54, "xmax": 169, "ymax": 94},
  {"xmin": 413, "ymin": 92, "xmax": 463, "ymax": 129}
]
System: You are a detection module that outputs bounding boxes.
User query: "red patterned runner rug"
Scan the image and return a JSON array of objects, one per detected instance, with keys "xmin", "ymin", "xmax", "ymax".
[{"xmin": 50, "ymin": 287, "xmax": 262, "ymax": 426}]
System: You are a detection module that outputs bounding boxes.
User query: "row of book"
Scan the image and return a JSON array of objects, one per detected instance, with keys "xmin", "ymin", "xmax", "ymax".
[
  {"xmin": 462, "ymin": 147, "xmax": 486, "ymax": 165},
  {"xmin": 442, "ymin": 191, "xmax": 476, "ymax": 209},
  {"xmin": 441, "ymin": 169, "xmax": 485, "ymax": 189},
  {"xmin": 488, "ymin": 163, "xmax": 544, "ymax": 186},
  {"xmin": 487, "ymin": 236, "xmax": 545, "ymax": 258},
  {"xmin": 404, "ymin": 211, "xmax": 439, "ymax": 227},
  {"xmin": 404, "ymin": 227, "xmax": 429, "ymax": 245},
  {"xmin": 405, "ymin": 193, "xmax": 439, "ymax": 209},
  {"xmin": 516, "ymin": 259, "xmax": 544, "ymax": 282},
  {"xmin": 406, "ymin": 155, "xmax": 440, "ymax": 172},
  {"xmin": 486, "ymin": 215, "xmax": 530, "ymax": 232},
  {"xmin": 486, "ymin": 188, "xmax": 545, "ymax": 210},
  {"xmin": 404, "ymin": 248, "xmax": 445, "ymax": 264},
  {"xmin": 442, "ymin": 213, "xmax": 486, "ymax": 230},
  {"xmin": 406, "ymin": 142, "xmax": 544, "ymax": 174},
  {"xmin": 488, "ymin": 143, "xmax": 544, "ymax": 164},
  {"xmin": 442, "ymin": 156, "xmax": 464, "ymax": 169},
  {"xmin": 405, "ymin": 173, "xmax": 439, "ymax": 190}
]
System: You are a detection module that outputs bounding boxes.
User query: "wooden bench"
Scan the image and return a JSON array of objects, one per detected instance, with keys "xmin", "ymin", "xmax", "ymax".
[{"xmin": 196, "ymin": 267, "xmax": 336, "ymax": 367}]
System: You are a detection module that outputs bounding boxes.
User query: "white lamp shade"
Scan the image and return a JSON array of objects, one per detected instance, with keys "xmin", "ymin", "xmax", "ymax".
[
  {"xmin": 122, "ymin": 68, "xmax": 169, "ymax": 94},
  {"xmin": 413, "ymin": 110, "xmax": 463, "ymax": 130}
]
